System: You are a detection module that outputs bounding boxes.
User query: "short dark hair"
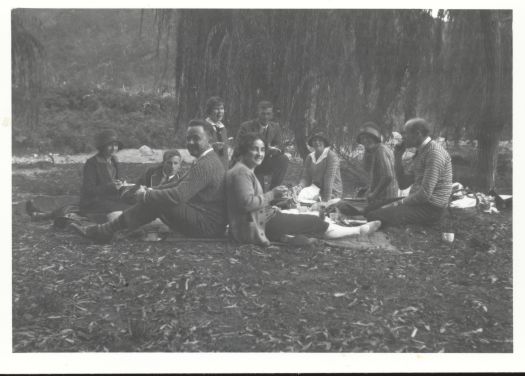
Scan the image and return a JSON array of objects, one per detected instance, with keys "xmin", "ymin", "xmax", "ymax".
[
  {"xmin": 162, "ymin": 149, "xmax": 181, "ymax": 162},
  {"xmin": 238, "ymin": 132, "xmax": 264, "ymax": 157},
  {"xmin": 205, "ymin": 96, "xmax": 224, "ymax": 115},
  {"xmin": 257, "ymin": 100, "xmax": 273, "ymax": 111},
  {"xmin": 187, "ymin": 118, "xmax": 214, "ymax": 137},
  {"xmin": 405, "ymin": 118, "xmax": 431, "ymax": 137}
]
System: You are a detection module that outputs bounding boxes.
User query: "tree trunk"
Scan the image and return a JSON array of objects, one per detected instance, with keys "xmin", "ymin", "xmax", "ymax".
[
  {"xmin": 475, "ymin": 10, "xmax": 502, "ymax": 192},
  {"xmin": 476, "ymin": 127, "xmax": 500, "ymax": 191}
]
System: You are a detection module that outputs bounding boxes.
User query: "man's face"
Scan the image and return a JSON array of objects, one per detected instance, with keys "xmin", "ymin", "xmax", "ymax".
[
  {"xmin": 311, "ymin": 137, "xmax": 326, "ymax": 154},
  {"xmin": 186, "ymin": 126, "xmax": 210, "ymax": 157},
  {"xmin": 360, "ymin": 135, "xmax": 379, "ymax": 152},
  {"xmin": 163, "ymin": 155, "xmax": 182, "ymax": 176},
  {"xmin": 209, "ymin": 105, "xmax": 224, "ymax": 123},
  {"xmin": 257, "ymin": 107, "xmax": 273, "ymax": 126},
  {"xmin": 402, "ymin": 125, "xmax": 420, "ymax": 148}
]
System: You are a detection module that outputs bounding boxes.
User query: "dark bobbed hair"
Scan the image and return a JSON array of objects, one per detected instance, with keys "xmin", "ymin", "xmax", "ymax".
[
  {"xmin": 405, "ymin": 118, "xmax": 431, "ymax": 137},
  {"xmin": 205, "ymin": 96, "xmax": 225, "ymax": 115},
  {"xmin": 257, "ymin": 100, "xmax": 273, "ymax": 111},
  {"xmin": 187, "ymin": 118, "xmax": 214, "ymax": 137},
  {"xmin": 237, "ymin": 132, "xmax": 265, "ymax": 157},
  {"xmin": 162, "ymin": 149, "xmax": 181, "ymax": 162}
]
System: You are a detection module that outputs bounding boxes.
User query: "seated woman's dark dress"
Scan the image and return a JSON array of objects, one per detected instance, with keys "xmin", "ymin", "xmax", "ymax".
[{"xmin": 78, "ymin": 154, "xmax": 130, "ymax": 215}]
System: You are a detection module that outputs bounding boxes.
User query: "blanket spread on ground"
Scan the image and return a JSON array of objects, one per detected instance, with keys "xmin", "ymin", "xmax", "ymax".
[{"xmin": 14, "ymin": 195, "xmax": 398, "ymax": 251}]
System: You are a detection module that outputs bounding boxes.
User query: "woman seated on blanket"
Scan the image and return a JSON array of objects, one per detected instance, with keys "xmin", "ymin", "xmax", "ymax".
[
  {"xmin": 293, "ymin": 130, "xmax": 343, "ymax": 203},
  {"xmin": 226, "ymin": 132, "xmax": 381, "ymax": 246},
  {"xmin": 26, "ymin": 129, "xmax": 131, "ymax": 221}
]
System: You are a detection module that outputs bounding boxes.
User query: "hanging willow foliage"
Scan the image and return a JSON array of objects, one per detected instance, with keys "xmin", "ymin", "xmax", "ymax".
[{"xmin": 153, "ymin": 9, "xmax": 441, "ymax": 159}]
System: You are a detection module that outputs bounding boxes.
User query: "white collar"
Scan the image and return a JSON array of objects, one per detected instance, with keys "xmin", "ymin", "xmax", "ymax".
[
  {"xmin": 162, "ymin": 170, "xmax": 175, "ymax": 180},
  {"xmin": 310, "ymin": 147, "xmax": 330, "ymax": 164},
  {"xmin": 206, "ymin": 117, "xmax": 224, "ymax": 129},
  {"xmin": 418, "ymin": 137, "xmax": 431, "ymax": 151},
  {"xmin": 199, "ymin": 148, "xmax": 214, "ymax": 158}
]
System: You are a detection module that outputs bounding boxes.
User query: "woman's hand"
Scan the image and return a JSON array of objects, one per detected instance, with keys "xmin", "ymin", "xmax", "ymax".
[
  {"xmin": 291, "ymin": 185, "xmax": 302, "ymax": 196},
  {"xmin": 272, "ymin": 185, "xmax": 289, "ymax": 200},
  {"xmin": 394, "ymin": 140, "xmax": 406, "ymax": 159}
]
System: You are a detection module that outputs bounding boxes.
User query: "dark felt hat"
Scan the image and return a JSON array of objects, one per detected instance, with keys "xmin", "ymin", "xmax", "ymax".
[
  {"xmin": 307, "ymin": 131, "xmax": 331, "ymax": 148},
  {"xmin": 95, "ymin": 129, "xmax": 123, "ymax": 150},
  {"xmin": 357, "ymin": 123, "xmax": 382, "ymax": 144}
]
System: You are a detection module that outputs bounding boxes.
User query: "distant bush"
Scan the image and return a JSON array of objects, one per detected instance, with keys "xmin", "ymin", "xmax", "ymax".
[{"xmin": 13, "ymin": 86, "xmax": 178, "ymax": 154}]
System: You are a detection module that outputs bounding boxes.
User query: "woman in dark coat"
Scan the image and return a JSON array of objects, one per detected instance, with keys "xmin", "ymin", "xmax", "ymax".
[
  {"xmin": 26, "ymin": 129, "xmax": 131, "ymax": 221},
  {"xmin": 78, "ymin": 129, "xmax": 131, "ymax": 215}
]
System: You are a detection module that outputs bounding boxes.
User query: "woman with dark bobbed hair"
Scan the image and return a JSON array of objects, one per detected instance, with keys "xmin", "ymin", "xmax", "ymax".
[
  {"xmin": 226, "ymin": 133, "xmax": 381, "ymax": 246},
  {"xmin": 204, "ymin": 96, "xmax": 230, "ymax": 169}
]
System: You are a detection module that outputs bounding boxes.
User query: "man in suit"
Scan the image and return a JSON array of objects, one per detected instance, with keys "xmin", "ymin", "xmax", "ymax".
[{"xmin": 234, "ymin": 100, "xmax": 289, "ymax": 190}]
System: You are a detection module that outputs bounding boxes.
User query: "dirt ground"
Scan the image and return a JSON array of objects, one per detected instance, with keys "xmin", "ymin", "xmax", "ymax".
[{"xmin": 12, "ymin": 159, "xmax": 512, "ymax": 352}]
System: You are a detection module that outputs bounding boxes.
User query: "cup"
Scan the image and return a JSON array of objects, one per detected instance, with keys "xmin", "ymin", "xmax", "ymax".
[
  {"xmin": 442, "ymin": 232, "xmax": 455, "ymax": 243},
  {"xmin": 145, "ymin": 231, "xmax": 160, "ymax": 242}
]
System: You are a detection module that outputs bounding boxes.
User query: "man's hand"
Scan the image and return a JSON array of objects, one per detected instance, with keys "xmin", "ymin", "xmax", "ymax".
[
  {"xmin": 212, "ymin": 142, "xmax": 225, "ymax": 151},
  {"xmin": 134, "ymin": 185, "xmax": 149, "ymax": 203},
  {"xmin": 366, "ymin": 191, "xmax": 377, "ymax": 203},
  {"xmin": 382, "ymin": 198, "xmax": 405, "ymax": 209}
]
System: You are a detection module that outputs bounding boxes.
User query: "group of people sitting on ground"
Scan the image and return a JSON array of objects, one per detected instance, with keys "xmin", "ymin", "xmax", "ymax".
[{"xmin": 26, "ymin": 96, "xmax": 453, "ymax": 246}]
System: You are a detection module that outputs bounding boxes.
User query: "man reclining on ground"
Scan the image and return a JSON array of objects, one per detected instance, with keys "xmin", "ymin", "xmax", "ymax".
[{"xmin": 72, "ymin": 119, "xmax": 227, "ymax": 243}]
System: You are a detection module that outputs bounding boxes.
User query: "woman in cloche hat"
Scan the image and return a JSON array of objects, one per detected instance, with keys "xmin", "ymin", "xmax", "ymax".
[
  {"xmin": 26, "ymin": 129, "xmax": 131, "ymax": 222},
  {"xmin": 356, "ymin": 122, "xmax": 399, "ymax": 203}
]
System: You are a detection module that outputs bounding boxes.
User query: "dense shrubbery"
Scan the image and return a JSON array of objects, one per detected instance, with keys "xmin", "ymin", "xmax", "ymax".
[{"xmin": 13, "ymin": 86, "xmax": 180, "ymax": 154}]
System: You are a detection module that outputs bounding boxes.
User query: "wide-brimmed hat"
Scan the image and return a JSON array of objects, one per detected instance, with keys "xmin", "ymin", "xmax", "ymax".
[
  {"xmin": 357, "ymin": 123, "xmax": 382, "ymax": 144},
  {"xmin": 307, "ymin": 131, "xmax": 331, "ymax": 147},
  {"xmin": 95, "ymin": 129, "xmax": 123, "ymax": 150}
]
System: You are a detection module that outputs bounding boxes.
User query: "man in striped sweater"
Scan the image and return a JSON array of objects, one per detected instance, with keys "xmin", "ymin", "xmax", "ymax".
[
  {"xmin": 366, "ymin": 118, "xmax": 452, "ymax": 226},
  {"xmin": 73, "ymin": 120, "xmax": 227, "ymax": 243}
]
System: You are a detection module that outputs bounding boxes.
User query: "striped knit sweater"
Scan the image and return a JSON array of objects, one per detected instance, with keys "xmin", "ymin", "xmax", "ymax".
[
  {"xmin": 143, "ymin": 150, "xmax": 227, "ymax": 226},
  {"xmin": 299, "ymin": 148, "xmax": 343, "ymax": 201},
  {"xmin": 400, "ymin": 140, "xmax": 453, "ymax": 208}
]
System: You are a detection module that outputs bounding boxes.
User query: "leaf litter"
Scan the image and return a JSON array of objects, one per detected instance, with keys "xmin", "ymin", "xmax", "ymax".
[{"xmin": 11, "ymin": 161, "xmax": 513, "ymax": 352}]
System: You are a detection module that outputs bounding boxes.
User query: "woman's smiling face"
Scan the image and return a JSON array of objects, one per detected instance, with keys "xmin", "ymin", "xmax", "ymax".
[{"xmin": 242, "ymin": 138, "xmax": 265, "ymax": 169}]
